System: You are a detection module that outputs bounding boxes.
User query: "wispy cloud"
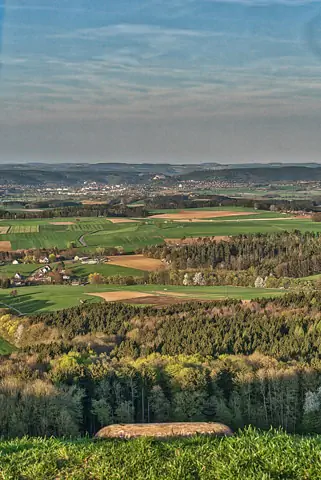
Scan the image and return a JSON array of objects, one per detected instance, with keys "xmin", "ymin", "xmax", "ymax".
[
  {"xmin": 52, "ymin": 23, "xmax": 221, "ymax": 40},
  {"xmin": 1, "ymin": 0, "xmax": 321, "ymax": 162}
]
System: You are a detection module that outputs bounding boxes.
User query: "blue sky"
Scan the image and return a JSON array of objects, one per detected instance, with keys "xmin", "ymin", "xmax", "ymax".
[{"xmin": 1, "ymin": 0, "xmax": 321, "ymax": 163}]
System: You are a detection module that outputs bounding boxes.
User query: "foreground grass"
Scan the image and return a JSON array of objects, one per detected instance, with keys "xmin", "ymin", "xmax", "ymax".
[
  {"xmin": 0, "ymin": 428, "xmax": 321, "ymax": 479},
  {"xmin": 0, "ymin": 284, "xmax": 284, "ymax": 314}
]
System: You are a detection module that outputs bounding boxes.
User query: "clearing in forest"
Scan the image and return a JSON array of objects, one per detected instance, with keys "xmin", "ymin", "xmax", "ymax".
[
  {"xmin": 149, "ymin": 210, "xmax": 258, "ymax": 220},
  {"xmin": 107, "ymin": 254, "xmax": 165, "ymax": 271}
]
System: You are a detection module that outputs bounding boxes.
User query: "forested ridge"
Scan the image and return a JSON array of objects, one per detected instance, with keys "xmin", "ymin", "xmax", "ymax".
[
  {"xmin": 144, "ymin": 231, "xmax": 321, "ymax": 278},
  {"xmin": 13, "ymin": 292, "xmax": 321, "ymax": 362}
]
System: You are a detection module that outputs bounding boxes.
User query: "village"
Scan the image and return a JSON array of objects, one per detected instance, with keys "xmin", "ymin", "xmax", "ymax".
[{"xmin": 3, "ymin": 253, "xmax": 111, "ymax": 288}]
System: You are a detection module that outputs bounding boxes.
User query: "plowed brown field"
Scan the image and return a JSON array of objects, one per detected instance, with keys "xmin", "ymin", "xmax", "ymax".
[
  {"xmin": 88, "ymin": 291, "xmax": 155, "ymax": 302},
  {"xmin": 107, "ymin": 254, "xmax": 165, "ymax": 271},
  {"xmin": 149, "ymin": 210, "xmax": 256, "ymax": 220},
  {"xmin": 0, "ymin": 241, "xmax": 11, "ymax": 251}
]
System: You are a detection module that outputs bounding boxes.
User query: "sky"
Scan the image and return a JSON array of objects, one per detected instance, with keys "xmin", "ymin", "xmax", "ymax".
[{"xmin": 1, "ymin": 0, "xmax": 321, "ymax": 164}]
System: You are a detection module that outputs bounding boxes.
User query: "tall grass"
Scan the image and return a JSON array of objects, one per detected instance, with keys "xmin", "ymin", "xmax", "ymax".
[{"xmin": 0, "ymin": 428, "xmax": 321, "ymax": 479}]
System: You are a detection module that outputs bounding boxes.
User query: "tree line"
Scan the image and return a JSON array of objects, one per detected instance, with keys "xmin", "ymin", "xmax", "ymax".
[
  {"xmin": 1, "ymin": 351, "xmax": 321, "ymax": 437},
  {"xmin": 143, "ymin": 231, "xmax": 321, "ymax": 278},
  {"xmin": 0, "ymin": 204, "xmax": 148, "ymax": 219},
  {"xmin": 145, "ymin": 194, "xmax": 317, "ymax": 212}
]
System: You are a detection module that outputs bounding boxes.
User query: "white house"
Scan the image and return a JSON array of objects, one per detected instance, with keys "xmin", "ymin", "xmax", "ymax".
[{"xmin": 39, "ymin": 257, "xmax": 49, "ymax": 264}]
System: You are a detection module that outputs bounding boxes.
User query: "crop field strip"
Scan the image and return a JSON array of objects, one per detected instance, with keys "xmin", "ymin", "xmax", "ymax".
[
  {"xmin": 8, "ymin": 225, "xmax": 39, "ymax": 234},
  {"xmin": 67, "ymin": 221, "xmax": 112, "ymax": 232}
]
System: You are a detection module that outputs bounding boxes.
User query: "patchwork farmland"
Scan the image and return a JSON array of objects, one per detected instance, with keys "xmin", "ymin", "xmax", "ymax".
[{"xmin": 0, "ymin": 208, "xmax": 318, "ymax": 252}]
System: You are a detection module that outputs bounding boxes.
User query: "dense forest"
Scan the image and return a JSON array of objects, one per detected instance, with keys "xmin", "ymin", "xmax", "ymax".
[
  {"xmin": 2, "ymin": 350, "xmax": 321, "ymax": 437},
  {"xmin": 1, "ymin": 292, "xmax": 321, "ymax": 437},
  {"xmin": 144, "ymin": 231, "xmax": 321, "ymax": 278},
  {"xmin": 0, "ymin": 292, "xmax": 320, "ymax": 364}
]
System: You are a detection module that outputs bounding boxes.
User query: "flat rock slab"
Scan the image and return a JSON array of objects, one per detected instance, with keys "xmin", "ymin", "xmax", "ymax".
[{"xmin": 96, "ymin": 422, "xmax": 233, "ymax": 439}]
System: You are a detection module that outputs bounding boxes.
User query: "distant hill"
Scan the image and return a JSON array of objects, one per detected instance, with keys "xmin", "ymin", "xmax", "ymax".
[
  {"xmin": 180, "ymin": 165, "xmax": 321, "ymax": 183},
  {"xmin": 1, "ymin": 162, "xmax": 321, "ymax": 185}
]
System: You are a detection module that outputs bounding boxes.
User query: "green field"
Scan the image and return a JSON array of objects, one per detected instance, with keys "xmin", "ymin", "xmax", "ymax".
[
  {"xmin": 3, "ymin": 230, "xmax": 81, "ymax": 250},
  {"xmin": 84, "ymin": 224, "xmax": 164, "ymax": 251},
  {"xmin": 0, "ymin": 284, "xmax": 284, "ymax": 315},
  {"xmin": 70, "ymin": 262, "xmax": 145, "ymax": 278},
  {"xmin": 0, "ymin": 428, "xmax": 320, "ymax": 480},
  {"xmin": 0, "ymin": 210, "xmax": 321, "ymax": 252},
  {"xmin": 0, "ymin": 337, "xmax": 15, "ymax": 355},
  {"xmin": 0, "ymin": 263, "xmax": 40, "ymax": 279}
]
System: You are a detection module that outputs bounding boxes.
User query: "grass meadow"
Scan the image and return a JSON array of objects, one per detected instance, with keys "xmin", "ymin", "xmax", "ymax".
[
  {"xmin": 0, "ymin": 284, "xmax": 284, "ymax": 315},
  {"xmin": 0, "ymin": 428, "xmax": 320, "ymax": 479}
]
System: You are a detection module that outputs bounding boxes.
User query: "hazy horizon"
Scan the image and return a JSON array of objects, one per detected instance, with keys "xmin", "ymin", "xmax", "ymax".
[{"xmin": 1, "ymin": 0, "xmax": 321, "ymax": 164}]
